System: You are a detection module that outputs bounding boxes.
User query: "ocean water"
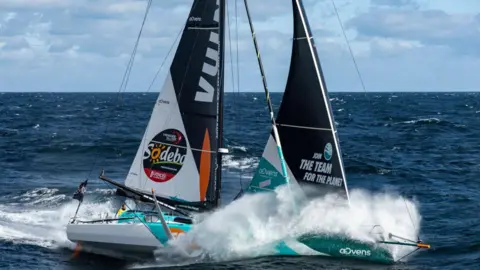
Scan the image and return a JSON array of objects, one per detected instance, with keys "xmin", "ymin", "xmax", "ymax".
[{"xmin": 0, "ymin": 92, "xmax": 479, "ymax": 269}]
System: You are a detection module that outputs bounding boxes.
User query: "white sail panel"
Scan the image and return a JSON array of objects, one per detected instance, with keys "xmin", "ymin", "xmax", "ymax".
[
  {"xmin": 247, "ymin": 134, "xmax": 297, "ymax": 193},
  {"xmin": 125, "ymin": 72, "xmax": 201, "ymax": 202}
]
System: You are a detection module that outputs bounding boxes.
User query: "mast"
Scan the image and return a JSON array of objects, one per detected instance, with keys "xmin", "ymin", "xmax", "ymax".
[
  {"xmin": 243, "ymin": 0, "xmax": 290, "ymax": 185},
  {"xmin": 214, "ymin": 0, "xmax": 226, "ymax": 208}
]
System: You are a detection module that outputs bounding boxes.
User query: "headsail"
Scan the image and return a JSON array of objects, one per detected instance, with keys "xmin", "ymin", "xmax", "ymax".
[
  {"xmin": 123, "ymin": 0, "xmax": 225, "ymax": 211},
  {"xmin": 248, "ymin": 0, "xmax": 350, "ymax": 201}
]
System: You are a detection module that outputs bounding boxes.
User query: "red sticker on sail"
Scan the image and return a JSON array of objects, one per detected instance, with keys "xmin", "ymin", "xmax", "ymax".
[{"xmin": 143, "ymin": 129, "xmax": 187, "ymax": 182}]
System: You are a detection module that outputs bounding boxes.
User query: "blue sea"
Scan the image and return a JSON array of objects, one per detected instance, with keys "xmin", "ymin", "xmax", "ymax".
[{"xmin": 0, "ymin": 92, "xmax": 479, "ymax": 269}]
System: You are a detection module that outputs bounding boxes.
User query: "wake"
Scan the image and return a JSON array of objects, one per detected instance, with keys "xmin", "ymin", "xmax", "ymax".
[
  {"xmin": 0, "ymin": 188, "xmax": 117, "ymax": 251},
  {"xmin": 146, "ymin": 185, "xmax": 421, "ymax": 267},
  {"xmin": 0, "ymin": 186, "xmax": 422, "ymax": 268}
]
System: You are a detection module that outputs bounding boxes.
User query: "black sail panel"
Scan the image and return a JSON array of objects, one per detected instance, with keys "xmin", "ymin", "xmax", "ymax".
[
  {"xmin": 275, "ymin": 0, "xmax": 349, "ymax": 199},
  {"xmin": 123, "ymin": 0, "xmax": 225, "ymax": 212},
  {"xmin": 170, "ymin": 0, "xmax": 226, "ymax": 207}
]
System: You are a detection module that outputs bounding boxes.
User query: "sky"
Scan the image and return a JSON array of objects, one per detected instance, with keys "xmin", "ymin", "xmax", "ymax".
[{"xmin": 0, "ymin": 0, "xmax": 479, "ymax": 92}]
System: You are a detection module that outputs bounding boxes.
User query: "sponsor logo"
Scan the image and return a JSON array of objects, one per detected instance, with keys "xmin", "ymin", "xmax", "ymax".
[
  {"xmin": 194, "ymin": 0, "xmax": 220, "ymax": 103},
  {"xmin": 188, "ymin": 16, "xmax": 201, "ymax": 22},
  {"xmin": 157, "ymin": 99, "xmax": 170, "ymax": 105},
  {"xmin": 177, "ymin": 204, "xmax": 200, "ymax": 211},
  {"xmin": 143, "ymin": 129, "xmax": 187, "ymax": 182},
  {"xmin": 323, "ymin": 142, "xmax": 333, "ymax": 161},
  {"xmin": 339, "ymin": 247, "xmax": 371, "ymax": 257},
  {"xmin": 259, "ymin": 167, "xmax": 279, "ymax": 178}
]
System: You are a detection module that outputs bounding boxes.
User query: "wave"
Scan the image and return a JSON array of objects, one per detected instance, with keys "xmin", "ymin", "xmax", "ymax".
[
  {"xmin": 0, "ymin": 185, "xmax": 422, "ymax": 267},
  {"xmin": 10, "ymin": 188, "xmax": 66, "ymax": 205},
  {"xmin": 0, "ymin": 188, "xmax": 118, "ymax": 251},
  {"xmin": 386, "ymin": 117, "xmax": 470, "ymax": 133},
  {"xmin": 143, "ymin": 186, "xmax": 421, "ymax": 267},
  {"xmin": 398, "ymin": 117, "xmax": 441, "ymax": 125},
  {"xmin": 222, "ymin": 155, "xmax": 258, "ymax": 171}
]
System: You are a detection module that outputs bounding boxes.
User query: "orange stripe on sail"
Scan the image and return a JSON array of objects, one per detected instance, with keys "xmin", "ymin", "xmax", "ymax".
[{"xmin": 199, "ymin": 129, "xmax": 211, "ymax": 201}]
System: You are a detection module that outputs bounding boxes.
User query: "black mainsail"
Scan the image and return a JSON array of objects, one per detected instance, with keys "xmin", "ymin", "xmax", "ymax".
[{"xmin": 247, "ymin": 0, "xmax": 350, "ymax": 201}]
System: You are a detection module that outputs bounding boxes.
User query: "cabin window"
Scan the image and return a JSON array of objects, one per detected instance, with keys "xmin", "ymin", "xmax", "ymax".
[
  {"xmin": 145, "ymin": 215, "xmax": 160, "ymax": 223},
  {"xmin": 173, "ymin": 217, "xmax": 193, "ymax": 224}
]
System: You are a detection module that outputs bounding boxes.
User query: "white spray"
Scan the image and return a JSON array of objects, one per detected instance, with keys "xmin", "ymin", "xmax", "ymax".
[
  {"xmin": 0, "ymin": 188, "xmax": 117, "ymax": 251},
  {"xmin": 152, "ymin": 185, "xmax": 421, "ymax": 265},
  {"xmin": 0, "ymin": 185, "xmax": 421, "ymax": 267}
]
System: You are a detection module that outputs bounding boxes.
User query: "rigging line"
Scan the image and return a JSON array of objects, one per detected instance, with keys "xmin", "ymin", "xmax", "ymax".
[
  {"xmin": 234, "ymin": 0, "xmax": 240, "ymax": 98},
  {"xmin": 330, "ymin": 1, "xmax": 388, "ymax": 174},
  {"xmin": 331, "ymin": 0, "xmax": 394, "ymax": 173},
  {"xmin": 226, "ymin": 0, "xmax": 236, "ymax": 134},
  {"xmin": 145, "ymin": 24, "xmax": 184, "ymax": 93},
  {"xmin": 234, "ymin": 0, "xmax": 244, "ymax": 192},
  {"xmin": 85, "ymin": 0, "xmax": 152, "ymax": 181},
  {"xmin": 227, "ymin": 0, "xmax": 242, "ymax": 192},
  {"xmin": 330, "ymin": 0, "xmax": 367, "ymax": 95},
  {"xmin": 331, "ymin": 0, "xmax": 416, "ymax": 238},
  {"xmin": 403, "ymin": 196, "xmax": 419, "ymax": 240},
  {"xmin": 396, "ymin": 247, "xmax": 421, "ymax": 262},
  {"xmin": 331, "ymin": 0, "xmax": 398, "ymax": 178},
  {"xmin": 243, "ymin": 0, "xmax": 290, "ymax": 186},
  {"xmin": 118, "ymin": 0, "xmax": 153, "ymax": 100}
]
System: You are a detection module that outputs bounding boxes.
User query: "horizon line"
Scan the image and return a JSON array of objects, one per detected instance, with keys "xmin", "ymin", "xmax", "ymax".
[{"xmin": 1, "ymin": 90, "xmax": 479, "ymax": 94}]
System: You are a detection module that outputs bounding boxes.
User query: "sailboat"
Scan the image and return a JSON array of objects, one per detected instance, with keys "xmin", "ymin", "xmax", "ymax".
[
  {"xmin": 66, "ymin": 0, "xmax": 430, "ymax": 264},
  {"xmin": 238, "ymin": 0, "xmax": 431, "ymax": 264},
  {"xmin": 66, "ymin": 0, "xmax": 228, "ymax": 258}
]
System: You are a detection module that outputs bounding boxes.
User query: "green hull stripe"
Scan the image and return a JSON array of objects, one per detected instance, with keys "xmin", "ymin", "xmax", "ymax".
[
  {"xmin": 117, "ymin": 212, "xmax": 395, "ymax": 264},
  {"xmin": 296, "ymin": 234, "xmax": 394, "ymax": 264},
  {"xmin": 274, "ymin": 241, "xmax": 299, "ymax": 255}
]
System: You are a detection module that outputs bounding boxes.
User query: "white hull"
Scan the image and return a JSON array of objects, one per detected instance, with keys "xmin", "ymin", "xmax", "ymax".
[{"xmin": 66, "ymin": 223, "xmax": 163, "ymax": 259}]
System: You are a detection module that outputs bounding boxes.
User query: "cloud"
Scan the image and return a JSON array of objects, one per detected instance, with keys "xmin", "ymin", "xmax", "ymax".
[
  {"xmin": 347, "ymin": 7, "xmax": 480, "ymax": 56},
  {"xmin": 0, "ymin": 0, "xmax": 73, "ymax": 9},
  {"xmin": 0, "ymin": 0, "xmax": 478, "ymax": 92},
  {"xmin": 371, "ymin": 0, "xmax": 420, "ymax": 9}
]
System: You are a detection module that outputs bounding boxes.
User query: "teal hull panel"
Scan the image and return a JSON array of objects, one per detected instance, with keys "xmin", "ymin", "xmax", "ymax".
[
  {"xmin": 117, "ymin": 211, "xmax": 193, "ymax": 245},
  {"xmin": 274, "ymin": 233, "xmax": 394, "ymax": 264},
  {"xmin": 117, "ymin": 211, "xmax": 394, "ymax": 264}
]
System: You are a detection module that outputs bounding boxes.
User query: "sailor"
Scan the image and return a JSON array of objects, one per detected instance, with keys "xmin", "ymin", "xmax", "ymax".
[
  {"xmin": 116, "ymin": 203, "xmax": 127, "ymax": 217},
  {"xmin": 72, "ymin": 180, "xmax": 88, "ymax": 203}
]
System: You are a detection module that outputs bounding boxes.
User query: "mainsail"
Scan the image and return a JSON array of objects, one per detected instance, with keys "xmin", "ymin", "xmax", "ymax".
[
  {"xmin": 122, "ymin": 0, "xmax": 226, "ymax": 211},
  {"xmin": 248, "ymin": 0, "xmax": 350, "ymax": 201}
]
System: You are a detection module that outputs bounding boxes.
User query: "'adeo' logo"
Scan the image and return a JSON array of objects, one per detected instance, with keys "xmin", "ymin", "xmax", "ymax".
[
  {"xmin": 339, "ymin": 247, "xmax": 371, "ymax": 257},
  {"xmin": 143, "ymin": 129, "xmax": 187, "ymax": 182}
]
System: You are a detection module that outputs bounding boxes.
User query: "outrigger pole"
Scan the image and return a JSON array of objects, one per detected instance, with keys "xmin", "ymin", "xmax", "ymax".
[
  {"xmin": 151, "ymin": 188, "xmax": 173, "ymax": 240},
  {"xmin": 381, "ymin": 233, "xmax": 430, "ymax": 248},
  {"xmin": 72, "ymin": 201, "xmax": 82, "ymax": 222},
  {"xmin": 374, "ymin": 229, "xmax": 430, "ymax": 261}
]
